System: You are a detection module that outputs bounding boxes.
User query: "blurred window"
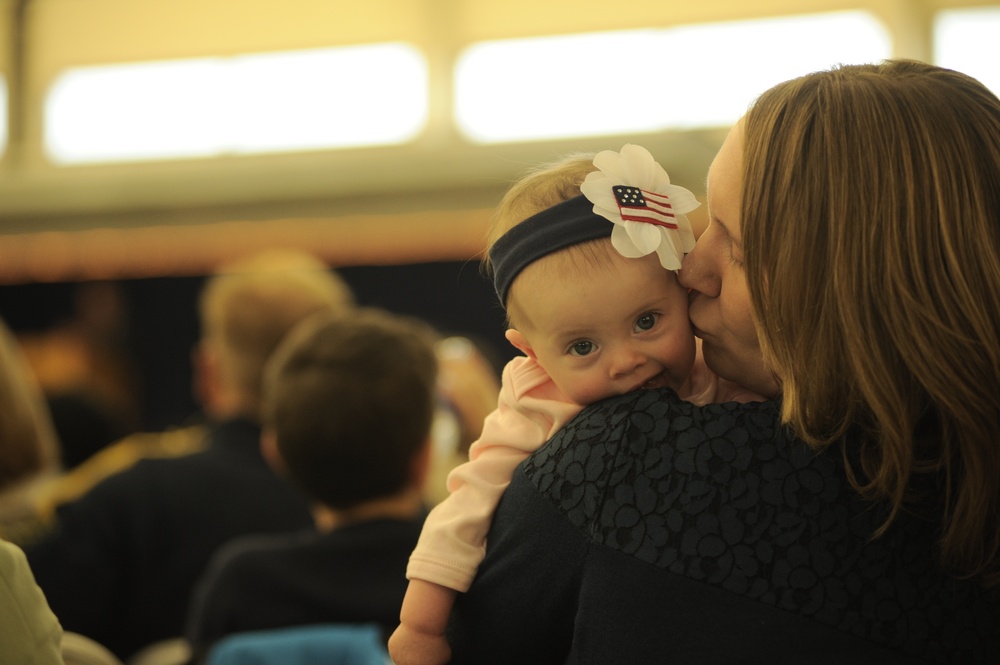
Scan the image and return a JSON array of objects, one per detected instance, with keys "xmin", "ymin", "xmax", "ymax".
[
  {"xmin": 454, "ymin": 11, "xmax": 891, "ymax": 143},
  {"xmin": 0, "ymin": 76, "xmax": 7, "ymax": 157},
  {"xmin": 934, "ymin": 7, "xmax": 1000, "ymax": 95},
  {"xmin": 44, "ymin": 43, "xmax": 428, "ymax": 165}
]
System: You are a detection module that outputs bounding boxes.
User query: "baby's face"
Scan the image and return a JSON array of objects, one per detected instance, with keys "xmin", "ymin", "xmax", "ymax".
[{"xmin": 512, "ymin": 251, "xmax": 695, "ymax": 406}]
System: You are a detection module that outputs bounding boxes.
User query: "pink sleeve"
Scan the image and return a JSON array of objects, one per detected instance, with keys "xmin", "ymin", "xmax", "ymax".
[{"xmin": 406, "ymin": 356, "xmax": 581, "ymax": 592}]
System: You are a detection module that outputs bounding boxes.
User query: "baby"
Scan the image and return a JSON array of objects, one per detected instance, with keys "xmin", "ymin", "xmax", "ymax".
[{"xmin": 389, "ymin": 144, "xmax": 762, "ymax": 665}]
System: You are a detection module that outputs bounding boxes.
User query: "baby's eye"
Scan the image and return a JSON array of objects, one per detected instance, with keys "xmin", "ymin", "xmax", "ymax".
[
  {"xmin": 634, "ymin": 312, "xmax": 659, "ymax": 333},
  {"xmin": 569, "ymin": 340, "xmax": 596, "ymax": 357}
]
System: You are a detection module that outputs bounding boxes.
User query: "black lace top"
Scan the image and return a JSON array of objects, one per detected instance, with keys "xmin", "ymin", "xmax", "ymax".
[{"xmin": 450, "ymin": 390, "xmax": 999, "ymax": 664}]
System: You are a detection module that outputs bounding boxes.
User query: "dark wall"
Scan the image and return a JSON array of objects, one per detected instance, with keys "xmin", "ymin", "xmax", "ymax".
[{"xmin": 0, "ymin": 259, "xmax": 512, "ymax": 432}]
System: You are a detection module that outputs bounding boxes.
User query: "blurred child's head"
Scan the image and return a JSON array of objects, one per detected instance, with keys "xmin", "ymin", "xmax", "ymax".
[
  {"xmin": 262, "ymin": 307, "xmax": 439, "ymax": 510},
  {"xmin": 485, "ymin": 152, "xmax": 696, "ymax": 406},
  {"xmin": 198, "ymin": 250, "xmax": 355, "ymax": 419}
]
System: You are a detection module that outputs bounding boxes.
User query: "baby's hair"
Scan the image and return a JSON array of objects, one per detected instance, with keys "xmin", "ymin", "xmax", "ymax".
[
  {"xmin": 486, "ymin": 154, "xmax": 628, "ymax": 329},
  {"xmin": 485, "ymin": 154, "xmax": 597, "ymax": 260}
]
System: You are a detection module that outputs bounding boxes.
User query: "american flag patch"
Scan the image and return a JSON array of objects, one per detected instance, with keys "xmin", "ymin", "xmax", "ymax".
[{"xmin": 613, "ymin": 186, "xmax": 678, "ymax": 229}]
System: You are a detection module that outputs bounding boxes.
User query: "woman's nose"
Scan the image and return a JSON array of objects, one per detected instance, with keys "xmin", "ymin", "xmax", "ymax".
[{"xmin": 678, "ymin": 240, "xmax": 721, "ymax": 297}]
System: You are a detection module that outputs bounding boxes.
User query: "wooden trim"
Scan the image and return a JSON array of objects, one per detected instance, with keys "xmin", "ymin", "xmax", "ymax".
[{"xmin": 0, "ymin": 208, "xmax": 492, "ymax": 284}]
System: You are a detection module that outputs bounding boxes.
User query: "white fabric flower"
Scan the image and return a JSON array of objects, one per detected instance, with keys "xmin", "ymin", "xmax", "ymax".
[{"xmin": 579, "ymin": 143, "xmax": 700, "ymax": 271}]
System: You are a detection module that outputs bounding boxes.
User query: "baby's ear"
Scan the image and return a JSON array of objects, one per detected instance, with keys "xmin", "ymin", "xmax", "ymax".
[{"xmin": 505, "ymin": 328, "xmax": 536, "ymax": 360}]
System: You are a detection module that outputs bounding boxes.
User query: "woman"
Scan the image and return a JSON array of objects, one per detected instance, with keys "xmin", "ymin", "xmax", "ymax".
[{"xmin": 447, "ymin": 60, "xmax": 1000, "ymax": 664}]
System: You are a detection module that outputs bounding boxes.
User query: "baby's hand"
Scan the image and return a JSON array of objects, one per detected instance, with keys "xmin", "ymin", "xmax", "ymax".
[{"xmin": 388, "ymin": 623, "xmax": 452, "ymax": 665}]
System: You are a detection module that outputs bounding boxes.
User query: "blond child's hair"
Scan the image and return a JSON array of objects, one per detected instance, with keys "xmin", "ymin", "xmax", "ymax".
[{"xmin": 198, "ymin": 250, "xmax": 355, "ymax": 417}]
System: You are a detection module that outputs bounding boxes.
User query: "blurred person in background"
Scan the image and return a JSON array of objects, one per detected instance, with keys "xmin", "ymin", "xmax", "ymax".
[
  {"xmin": 424, "ymin": 335, "xmax": 501, "ymax": 507},
  {"xmin": 187, "ymin": 307, "xmax": 438, "ymax": 662},
  {"xmin": 16, "ymin": 281, "xmax": 142, "ymax": 470},
  {"xmin": 25, "ymin": 249, "xmax": 355, "ymax": 661}
]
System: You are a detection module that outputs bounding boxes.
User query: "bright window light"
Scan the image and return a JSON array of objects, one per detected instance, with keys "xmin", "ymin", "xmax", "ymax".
[
  {"xmin": 455, "ymin": 11, "xmax": 891, "ymax": 143},
  {"xmin": 456, "ymin": 30, "xmax": 671, "ymax": 143},
  {"xmin": 934, "ymin": 8, "xmax": 1000, "ymax": 96},
  {"xmin": 45, "ymin": 43, "xmax": 428, "ymax": 165}
]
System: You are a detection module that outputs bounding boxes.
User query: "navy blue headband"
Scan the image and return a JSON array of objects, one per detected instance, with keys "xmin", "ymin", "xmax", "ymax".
[{"xmin": 489, "ymin": 195, "xmax": 611, "ymax": 306}]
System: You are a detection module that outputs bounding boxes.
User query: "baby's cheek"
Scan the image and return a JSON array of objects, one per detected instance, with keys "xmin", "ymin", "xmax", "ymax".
[
  {"xmin": 664, "ymin": 333, "xmax": 698, "ymax": 390},
  {"xmin": 564, "ymin": 379, "xmax": 608, "ymax": 407}
]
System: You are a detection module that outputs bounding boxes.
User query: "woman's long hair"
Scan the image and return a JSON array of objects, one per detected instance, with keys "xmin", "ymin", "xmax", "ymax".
[{"xmin": 742, "ymin": 60, "xmax": 1000, "ymax": 586}]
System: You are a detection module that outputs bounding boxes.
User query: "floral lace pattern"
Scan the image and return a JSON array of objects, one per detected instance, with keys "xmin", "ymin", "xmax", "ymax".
[{"xmin": 523, "ymin": 389, "xmax": 999, "ymax": 662}]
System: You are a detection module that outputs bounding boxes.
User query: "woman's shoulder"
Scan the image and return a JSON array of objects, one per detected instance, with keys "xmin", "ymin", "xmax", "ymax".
[
  {"xmin": 550, "ymin": 388, "xmax": 784, "ymax": 451},
  {"xmin": 531, "ymin": 387, "xmax": 790, "ymax": 471},
  {"xmin": 523, "ymin": 389, "xmax": 793, "ymax": 529},
  {"xmin": 519, "ymin": 388, "xmax": 1000, "ymax": 659}
]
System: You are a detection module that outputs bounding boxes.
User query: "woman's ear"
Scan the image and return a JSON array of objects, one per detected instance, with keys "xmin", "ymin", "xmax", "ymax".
[{"xmin": 505, "ymin": 328, "xmax": 536, "ymax": 360}]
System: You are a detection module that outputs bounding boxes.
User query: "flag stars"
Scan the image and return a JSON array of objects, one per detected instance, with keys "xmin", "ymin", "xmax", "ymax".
[{"xmin": 614, "ymin": 186, "xmax": 647, "ymax": 207}]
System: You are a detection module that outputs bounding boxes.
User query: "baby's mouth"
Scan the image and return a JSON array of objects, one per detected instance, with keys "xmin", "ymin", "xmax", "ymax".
[{"xmin": 637, "ymin": 371, "xmax": 669, "ymax": 391}]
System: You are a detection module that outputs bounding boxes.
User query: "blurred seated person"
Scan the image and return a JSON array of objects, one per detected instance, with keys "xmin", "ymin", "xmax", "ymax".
[
  {"xmin": 425, "ymin": 336, "xmax": 501, "ymax": 506},
  {"xmin": 0, "ymin": 317, "xmax": 63, "ymax": 546},
  {"xmin": 25, "ymin": 249, "xmax": 355, "ymax": 661},
  {"xmin": 185, "ymin": 307, "xmax": 438, "ymax": 663},
  {"xmin": 29, "ymin": 336, "xmax": 497, "ymax": 528},
  {"xmin": 30, "ymin": 421, "xmax": 208, "ymax": 534},
  {"xmin": 46, "ymin": 389, "xmax": 131, "ymax": 471}
]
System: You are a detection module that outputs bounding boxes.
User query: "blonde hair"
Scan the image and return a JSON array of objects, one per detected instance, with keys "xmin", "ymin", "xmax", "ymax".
[
  {"xmin": 741, "ymin": 60, "xmax": 1000, "ymax": 585},
  {"xmin": 485, "ymin": 155, "xmax": 622, "ymax": 328},
  {"xmin": 0, "ymin": 319, "xmax": 61, "ymax": 492},
  {"xmin": 198, "ymin": 250, "xmax": 355, "ymax": 416}
]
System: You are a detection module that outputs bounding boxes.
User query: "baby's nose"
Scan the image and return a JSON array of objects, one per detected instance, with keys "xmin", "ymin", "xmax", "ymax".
[{"xmin": 609, "ymin": 347, "xmax": 646, "ymax": 378}]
